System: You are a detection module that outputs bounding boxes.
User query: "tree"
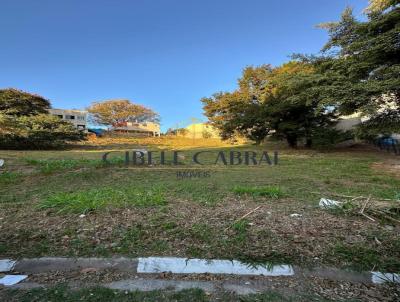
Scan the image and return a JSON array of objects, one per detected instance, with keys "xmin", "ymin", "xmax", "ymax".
[
  {"xmin": 202, "ymin": 62, "xmax": 339, "ymax": 147},
  {"xmin": 0, "ymin": 114, "xmax": 84, "ymax": 149},
  {"xmin": 317, "ymin": 4, "xmax": 400, "ymax": 136},
  {"xmin": 87, "ymin": 99, "xmax": 159, "ymax": 126},
  {"xmin": 202, "ymin": 90, "xmax": 271, "ymax": 144},
  {"xmin": 202, "ymin": 65, "xmax": 273, "ymax": 145},
  {"xmin": 264, "ymin": 61, "xmax": 341, "ymax": 147},
  {"xmin": 365, "ymin": 0, "xmax": 398, "ymax": 14},
  {"xmin": 0, "ymin": 88, "xmax": 84, "ymax": 149},
  {"xmin": 0, "ymin": 113, "xmax": 17, "ymax": 135},
  {"xmin": 0, "ymin": 88, "xmax": 50, "ymax": 116}
]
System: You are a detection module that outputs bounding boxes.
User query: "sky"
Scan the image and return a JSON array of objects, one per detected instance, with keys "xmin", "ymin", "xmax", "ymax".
[{"xmin": 1, "ymin": 0, "xmax": 368, "ymax": 131}]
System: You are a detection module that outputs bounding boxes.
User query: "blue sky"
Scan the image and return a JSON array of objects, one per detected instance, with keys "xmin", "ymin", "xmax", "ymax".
[{"xmin": 1, "ymin": 0, "xmax": 367, "ymax": 131}]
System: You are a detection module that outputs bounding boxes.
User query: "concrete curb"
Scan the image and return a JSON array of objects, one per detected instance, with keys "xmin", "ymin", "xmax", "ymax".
[
  {"xmin": 3, "ymin": 257, "xmax": 399, "ymax": 285},
  {"xmin": 14, "ymin": 257, "xmax": 138, "ymax": 273}
]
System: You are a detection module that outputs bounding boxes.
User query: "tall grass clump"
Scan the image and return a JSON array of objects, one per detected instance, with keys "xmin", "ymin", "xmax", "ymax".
[
  {"xmin": 0, "ymin": 171, "xmax": 22, "ymax": 184},
  {"xmin": 38, "ymin": 186, "xmax": 166, "ymax": 213}
]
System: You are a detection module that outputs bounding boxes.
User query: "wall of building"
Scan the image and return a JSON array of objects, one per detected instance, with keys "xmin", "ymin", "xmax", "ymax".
[
  {"xmin": 48, "ymin": 109, "xmax": 87, "ymax": 130},
  {"xmin": 126, "ymin": 122, "xmax": 160, "ymax": 134},
  {"xmin": 183, "ymin": 123, "xmax": 220, "ymax": 139}
]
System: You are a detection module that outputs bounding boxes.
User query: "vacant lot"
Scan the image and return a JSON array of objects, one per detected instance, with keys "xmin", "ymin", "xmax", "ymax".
[{"xmin": 0, "ymin": 138, "xmax": 399, "ymax": 273}]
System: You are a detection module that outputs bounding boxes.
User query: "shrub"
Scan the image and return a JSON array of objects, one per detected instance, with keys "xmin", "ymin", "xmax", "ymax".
[{"xmin": 311, "ymin": 128, "xmax": 354, "ymax": 149}]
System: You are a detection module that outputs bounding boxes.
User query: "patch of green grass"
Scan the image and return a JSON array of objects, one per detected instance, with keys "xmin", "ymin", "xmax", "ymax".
[
  {"xmin": 236, "ymin": 251, "xmax": 295, "ymax": 269},
  {"xmin": 233, "ymin": 219, "xmax": 249, "ymax": 233},
  {"xmin": 2, "ymin": 145, "xmax": 400, "ymax": 269},
  {"xmin": 117, "ymin": 225, "xmax": 148, "ymax": 256},
  {"xmin": 0, "ymin": 285, "xmax": 209, "ymax": 302},
  {"xmin": 232, "ymin": 219, "xmax": 249, "ymax": 243},
  {"xmin": 330, "ymin": 242, "xmax": 400, "ymax": 272},
  {"xmin": 233, "ymin": 185, "xmax": 283, "ymax": 198},
  {"xmin": 0, "ymin": 171, "xmax": 22, "ymax": 184},
  {"xmin": 0, "ymin": 285, "xmax": 362, "ymax": 302},
  {"xmin": 25, "ymin": 157, "xmax": 124, "ymax": 174},
  {"xmin": 190, "ymin": 223, "xmax": 213, "ymax": 243},
  {"xmin": 38, "ymin": 186, "xmax": 166, "ymax": 214}
]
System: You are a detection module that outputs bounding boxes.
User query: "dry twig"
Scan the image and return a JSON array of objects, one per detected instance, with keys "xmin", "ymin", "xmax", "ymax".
[{"xmin": 224, "ymin": 205, "xmax": 262, "ymax": 231}]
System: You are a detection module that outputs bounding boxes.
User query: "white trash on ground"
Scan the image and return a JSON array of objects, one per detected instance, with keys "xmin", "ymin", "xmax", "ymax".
[
  {"xmin": 290, "ymin": 213, "xmax": 302, "ymax": 218},
  {"xmin": 0, "ymin": 259, "xmax": 16, "ymax": 272},
  {"xmin": 371, "ymin": 272, "xmax": 400, "ymax": 284},
  {"xmin": 319, "ymin": 198, "xmax": 342, "ymax": 209},
  {"xmin": 0, "ymin": 275, "xmax": 28, "ymax": 286},
  {"xmin": 0, "ymin": 159, "xmax": 4, "ymax": 168}
]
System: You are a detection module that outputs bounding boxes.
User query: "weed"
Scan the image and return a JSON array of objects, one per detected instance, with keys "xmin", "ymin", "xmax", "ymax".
[
  {"xmin": 190, "ymin": 223, "xmax": 213, "ymax": 243},
  {"xmin": 0, "ymin": 171, "xmax": 22, "ymax": 184},
  {"xmin": 332, "ymin": 243, "xmax": 381, "ymax": 272},
  {"xmin": 233, "ymin": 219, "xmax": 249, "ymax": 233},
  {"xmin": 233, "ymin": 186, "xmax": 283, "ymax": 198},
  {"xmin": 162, "ymin": 221, "xmax": 178, "ymax": 230},
  {"xmin": 232, "ymin": 219, "xmax": 250, "ymax": 243},
  {"xmin": 117, "ymin": 226, "xmax": 147, "ymax": 256}
]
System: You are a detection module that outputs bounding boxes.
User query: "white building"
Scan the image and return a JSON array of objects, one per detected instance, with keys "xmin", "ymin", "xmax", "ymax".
[
  {"xmin": 113, "ymin": 121, "xmax": 160, "ymax": 137},
  {"xmin": 48, "ymin": 108, "xmax": 87, "ymax": 131}
]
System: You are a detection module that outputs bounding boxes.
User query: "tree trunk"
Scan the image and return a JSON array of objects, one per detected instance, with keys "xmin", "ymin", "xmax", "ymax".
[
  {"xmin": 286, "ymin": 135, "xmax": 298, "ymax": 148},
  {"xmin": 305, "ymin": 138, "xmax": 312, "ymax": 148}
]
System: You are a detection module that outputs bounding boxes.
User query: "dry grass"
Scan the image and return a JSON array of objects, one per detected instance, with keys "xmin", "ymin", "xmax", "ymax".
[
  {"xmin": 0, "ymin": 141, "xmax": 399, "ymax": 272},
  {"xmin": 78, "ymin": 136, "xmax": 238, "ymax": 150}
]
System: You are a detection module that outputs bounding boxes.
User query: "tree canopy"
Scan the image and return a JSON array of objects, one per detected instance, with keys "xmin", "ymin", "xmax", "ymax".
[
  {"xmin": 0, "ymin": 88, "xmax": 50, "ymax": 116},
  {"xmin": 202, "ymin": 2, "xmax": 400, "ymax": 147},
  {"xmin": 316, "ymin": 3, "xmax": 400, "ymax": 136},
  {"xmin": 202, "ymin": 62, "xmax": 340, "ymax": 147},
  {"xmin": 0, "ymin": 88, "xmax": 84, "ymax": 149},
  {"xmin": 365, "ymin": 0, "xmax": 398, "ymax": 14},
  {"xmin": 87, "ymin": 99, "xmax": 159, "ymax": 126}
]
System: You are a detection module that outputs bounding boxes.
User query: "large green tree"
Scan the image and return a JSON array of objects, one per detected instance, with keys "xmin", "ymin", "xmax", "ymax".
[
  {"xmin": 0, "ymin": 88, "xmax": 50, "ymax": 116},
  {"xmin": 316, "ymin": 3, "xmax": 400, "ymax": 136},
  {"xmin": 202, "ymin": 65, "xmax": 274, "ymax": 144},
  {"xmin": 202, "ymin": 90, "xmax": 271, "ymax": 144},
  {"xmin": 262, "ymin": 62, "xmax": 339, "ymax": 147},
  {"xmin": 0, "ymin": 88, "xmax": 84, "ymax": 149},
  {"xmin": 202, "ymin": 62, "xmax": 339, "ymax": 147},
  {"xmin": 87, "ymin": 99, "xmax": 159, "ymax": 126},
  {"xmin": 0, "ymin": 114, "xmax": 85, "ymax": 149}
]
